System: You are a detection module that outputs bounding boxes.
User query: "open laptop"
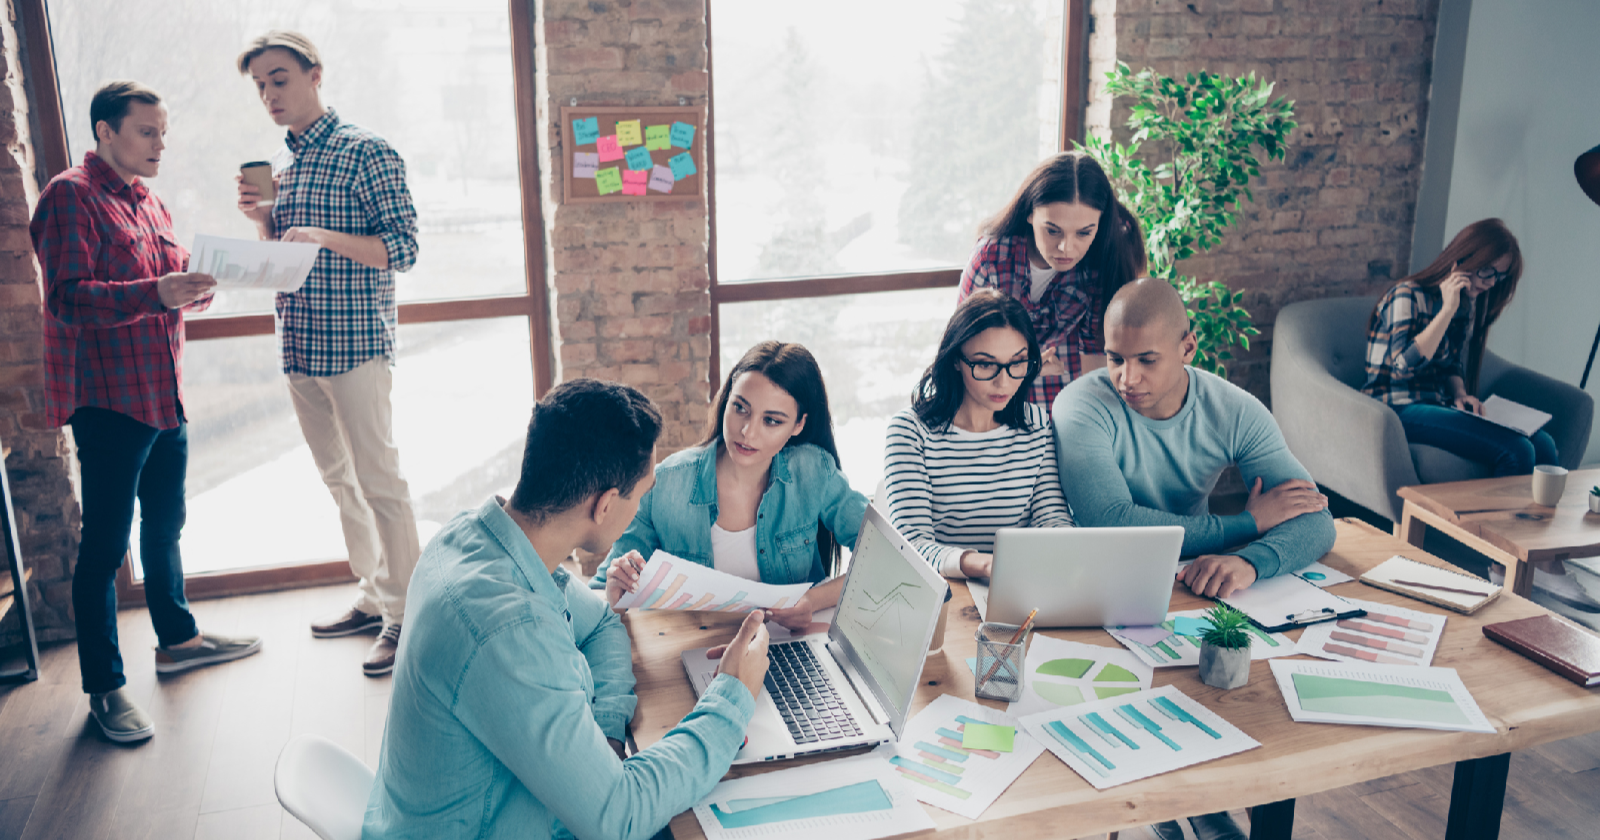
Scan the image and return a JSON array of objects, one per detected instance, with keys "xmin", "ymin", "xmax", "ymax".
[
  {"xmin": 681, "ymin": 504, "xmax": 946, "ymax": 764},
  {"xmin": 969, "ymin": 526, "xmax": 1186, "ymax": 627}
]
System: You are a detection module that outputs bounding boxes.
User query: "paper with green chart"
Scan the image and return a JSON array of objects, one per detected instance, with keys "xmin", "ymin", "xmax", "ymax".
[
  {"xmin": 690, "ymin": 745, "xmax": 933, "ymax": 840},
  {"xmin": 1107, "ymin": 608, "xmax": 1295, "ymax": 668},
  {"xmin": 1269, "ymin": 659, "xmax": 1496, "ymax": 733},
  {"xmin": 999, "ymin": 635, "xmax": 1154, "ymax": 720},
  {"xmin": 1019, "ymin": 684, "xmax": 1261, "ymax": 790},
  {"xmin": 890, "ymin": 694, "xmax": 1045, "ymax": 819}
]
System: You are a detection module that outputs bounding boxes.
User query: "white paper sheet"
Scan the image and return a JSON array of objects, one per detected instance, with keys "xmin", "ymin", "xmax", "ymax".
[
  {"xmin": 1295, "ymin": 598, "xmax": 1446, "ymax": 666},
  {"xmin": 891, "ymin": 694, "xmax": 1044, "ymax": 819},
  {"xmin": 1220, "ymin": 572, "xmax": 1362, "ymax": 630},
  {"xmin": 1005, "ymin": 635, "xmax": 1152, "ymax": 720},
  {"xmin": 1478, "ymin": 395, "xmax": 1552, "ymax": 436},
  {"xmin": 1019, "ymin": 685, "xmax": 1260, "ymax": 790},
  {"xmin": 1295, "ymin": 561, "xmax": 1354, "ymax": 588},
  {"xmin": 187, "ymin": 233, "xmax": 320, "ymax": 292},
  {"xmin": 1269, "ymin": 660, "xmax": 1495, "ymax": 733},
  {"xmin": 614, "ymin": 550, "xmax": 812, "ymax": 612},
  {"xmin": 1107, "ymin": 609, "xmax": 1296, "ymax": 668},
  {"xmin": 690, "ymin": 745, "xmax": 935, "ymax": 840}
]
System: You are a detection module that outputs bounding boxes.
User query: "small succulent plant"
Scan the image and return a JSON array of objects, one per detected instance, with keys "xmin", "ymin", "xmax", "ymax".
[{"xmin": 1199, "ymin": 604, "xmax": 1252, "ymax": 650}]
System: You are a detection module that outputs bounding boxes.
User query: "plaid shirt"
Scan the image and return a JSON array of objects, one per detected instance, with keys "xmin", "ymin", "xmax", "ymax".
[
  {"xmin": 957, "ymin": 235, "xmax": 1103, "ymax": 407},
  {"xmin": 272, "ymin": 109, "xmax": 418, "ymax": 377},
  {"xmin": 1362, "ymin": 280, "xmax": 1474, "ymax": 407},
  {"xmin": 31, "ymin": 151, "xmax": 210, "ymax": 430}
]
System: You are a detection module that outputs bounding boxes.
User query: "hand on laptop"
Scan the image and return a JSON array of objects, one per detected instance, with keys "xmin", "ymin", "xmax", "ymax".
[
  {"xmin": 603, "ymin": 550, "xmax": 646, "ymax": 612},
  {"xmin": 1243, "ymin": 477, "xmax": 1327, "ymax": 533},
  {"xmin": 1180, "ymin": 555, "xmax": 1258, "ymax": 598},
  {"xmin": 707, "ymin": 611, "xmax": 772, "ymax": 701},
  {"xmin": 958, "ymin": 551, "xmax": 993, "ymax": 579}
]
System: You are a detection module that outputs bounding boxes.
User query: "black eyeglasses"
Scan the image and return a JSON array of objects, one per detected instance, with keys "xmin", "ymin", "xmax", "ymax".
[
  {"xmin": 1473, "ymin": 265, "xmax": 1510, "ymax": 285},
  {"xmin": 958, "ymin": 357, "xmax": 1036, "ymax": 381}
]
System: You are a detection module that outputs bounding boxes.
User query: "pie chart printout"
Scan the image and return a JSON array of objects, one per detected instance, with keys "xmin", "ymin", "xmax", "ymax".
[{"xmin": 1007, "ymin": 637, "xmax": 1154, "ymax": 720}]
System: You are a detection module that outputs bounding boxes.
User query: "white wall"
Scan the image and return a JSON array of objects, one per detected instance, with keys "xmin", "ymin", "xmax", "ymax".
[{"xmin": 1436, "ymin": 0, "xmax": 1600, "ymax": 465}]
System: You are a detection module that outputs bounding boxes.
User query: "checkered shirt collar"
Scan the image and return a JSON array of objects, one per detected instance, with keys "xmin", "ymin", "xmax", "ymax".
[
  {"xmin": 83, "ymin": 150, "xmax": 148, "ymax": 203},
  {"xmin": 286, "ymin": 108, "xmax": 341, "ymax": 154}
]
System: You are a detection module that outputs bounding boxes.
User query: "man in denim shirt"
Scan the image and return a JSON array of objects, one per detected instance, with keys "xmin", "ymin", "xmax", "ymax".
[{"xmin": 365, "ymin": 379, "xmax": 770, "ymax": 840}]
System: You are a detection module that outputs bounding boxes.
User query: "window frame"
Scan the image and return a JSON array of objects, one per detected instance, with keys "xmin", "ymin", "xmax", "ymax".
[
  {"xmin": 705, "ymin": 0, "xmax": 1091, "ymax": 386},
  {"xmin": 17, "ymin": 0, "xmax": 554, "ymax": 606}
]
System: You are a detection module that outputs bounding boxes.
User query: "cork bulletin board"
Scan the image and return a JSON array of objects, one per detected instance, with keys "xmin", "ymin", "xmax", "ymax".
[{"xmin": 559, "ymin": 105, "xmax": 705, "ymax": 204}]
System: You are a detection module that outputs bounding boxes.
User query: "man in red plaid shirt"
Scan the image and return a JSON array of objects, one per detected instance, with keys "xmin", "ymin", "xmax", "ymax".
[{"xmin": 31, "ymin": 81, "xmax": 261, "ymax": 744}]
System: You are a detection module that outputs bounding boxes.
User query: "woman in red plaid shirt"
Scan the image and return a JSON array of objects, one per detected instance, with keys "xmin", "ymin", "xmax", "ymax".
[{"xmin": 958, "ymin": 151, "xmax": 1146, "ymax": 407}]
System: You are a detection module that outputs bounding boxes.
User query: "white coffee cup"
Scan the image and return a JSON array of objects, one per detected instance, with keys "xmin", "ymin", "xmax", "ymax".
[{"xmin": 1531, "ymin": 465, "xmax": 1569, "ymax": 506}]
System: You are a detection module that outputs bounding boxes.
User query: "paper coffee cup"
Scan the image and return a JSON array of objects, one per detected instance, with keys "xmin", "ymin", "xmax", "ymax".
[{"xmin": 1531, "ymin": 465, "xmax": 1568, "ymax": 506}]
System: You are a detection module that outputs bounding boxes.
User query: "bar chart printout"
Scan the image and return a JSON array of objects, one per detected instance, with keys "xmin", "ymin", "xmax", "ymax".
[
  {"xmin": 1108, "ymin": 609, "xmax": 1294, "ymax": 668},
  {"xmin": 613, "ymin": 550, "xmax": 812, "ymax": 612},
  {"xmin": 691, "ymin": 745, "xmax": 933, "ymax": 840},
  {"xmin": 187, "ymin": 234, "xmax": 321, "ymax": 292},
  {"xmin": 1269, "ymin": 660, "xmax": 1495, "ymax": 733},
  {"xmin": 891, "ymin": 694, "xmax": 1045, "ymax": 819},
  {"xmin": 1019, "ymin": 685, "xmax": 1260, "ymax": 790}
]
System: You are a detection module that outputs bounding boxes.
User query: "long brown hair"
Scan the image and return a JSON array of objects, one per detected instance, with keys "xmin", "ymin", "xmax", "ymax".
[
  {"xmin": 703, "ymin": 341, "xmax": 845, "ymax": 575},
  {"xmin": 1390, "ymin": 218, "xmax": 1523, "ymax": 393},
  {"xmin": 980, "ymin": 150, "xmax": 1148, "ymax": 310}
]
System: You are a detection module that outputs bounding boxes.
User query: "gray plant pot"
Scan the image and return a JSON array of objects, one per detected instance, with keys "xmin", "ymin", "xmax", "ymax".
[{"xmin": 1198, "ymin": 643, "xmax": 1251, "ymax": 690}]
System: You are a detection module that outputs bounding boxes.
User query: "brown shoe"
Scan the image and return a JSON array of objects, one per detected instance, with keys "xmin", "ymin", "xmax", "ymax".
[
  {"xmin": 311, "ymin": 607, "xmax": 383, "ymax": 638},
  {"xmin": 363, "ymin": 624, "xmax": 401, "ymax": 677}
]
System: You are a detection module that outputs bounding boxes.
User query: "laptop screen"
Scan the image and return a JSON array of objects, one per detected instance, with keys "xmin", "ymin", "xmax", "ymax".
[{"xmin": 831, "ymin": 509, "xmax": 942, "ymax": 725}]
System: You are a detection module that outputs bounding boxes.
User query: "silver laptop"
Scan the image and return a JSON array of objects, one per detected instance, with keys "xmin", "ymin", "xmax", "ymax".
[
  {"xmin": 682, "ymin": 504, "xmax": 946, "ymax": 764},
  {"xmin": 970, "ymin": 526, "xmax": 1185, "ymax": 627}
]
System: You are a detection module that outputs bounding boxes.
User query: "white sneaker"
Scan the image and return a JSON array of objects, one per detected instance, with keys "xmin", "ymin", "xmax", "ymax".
[{"xmin": 89, "ymin": 687, "xmax": 155, "ymax": 743}]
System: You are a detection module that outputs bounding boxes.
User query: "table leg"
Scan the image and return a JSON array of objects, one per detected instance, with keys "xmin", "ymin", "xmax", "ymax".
[
  {"xmin": 1398, "ymin": 503, "xmax": 1427, "ymax": 548},
  {"xmin": 1445, "ymin": 753, "xmax": 1509, "ymax": 840},
  {"xmin": 1507, "ymin": 559, "xmax": 1531, "ymax": 599},
  {"xmin": 1248, "ymin": 799, "xmax": 1295, "ymax": 840}
]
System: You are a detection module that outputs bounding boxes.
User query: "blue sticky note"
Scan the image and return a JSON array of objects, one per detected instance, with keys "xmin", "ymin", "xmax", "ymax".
[
  {"xmin": 573, "ymin": 116, "xmax": 599, "ymax": 145},
  {"xmin": 1172, "ymin": 616, "xmax": 1213, "ymax": 637},
  {"xmin": 668, "ymin": 152, "xmax": 697, "ymax": 180},
  {"xmin": 624, "ymin": 146, "xmax": 653, "ymax": 172},
  {"xmin": 670, "ymin": 121, "xmax": 696, "ymax": 149}
]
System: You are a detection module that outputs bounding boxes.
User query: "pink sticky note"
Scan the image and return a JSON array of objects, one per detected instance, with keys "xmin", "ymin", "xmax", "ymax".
[
  {"xmin": 596, "ymin": 135, "xmax": 624, "ymax": 162},
  {"xmin": 621, "ymin": 169, "xmax": 648, "ymax": 196},
  {"xmin": 648, "ymin": 164, "xmax": 675, "ymax": 193}
]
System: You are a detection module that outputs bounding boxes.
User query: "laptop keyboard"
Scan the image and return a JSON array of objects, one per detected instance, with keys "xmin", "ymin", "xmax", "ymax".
[{"xmin": 763, "ymin": 641, "xmax": 863, "ymax": 745}]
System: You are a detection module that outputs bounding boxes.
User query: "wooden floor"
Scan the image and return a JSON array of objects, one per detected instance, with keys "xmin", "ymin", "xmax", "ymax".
[{"xmin": 0, "ymin": 583, "xmax": 1597, "ymax": 840}]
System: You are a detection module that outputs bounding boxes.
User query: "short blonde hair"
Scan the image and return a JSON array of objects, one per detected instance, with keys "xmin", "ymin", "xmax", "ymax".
[{"xmin": 237, "ymin": 30, "xmax": 322, "ymax": 75}]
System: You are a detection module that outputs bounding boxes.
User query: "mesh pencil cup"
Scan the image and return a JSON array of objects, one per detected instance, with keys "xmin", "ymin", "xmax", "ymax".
[{"xmin": 974, "ymin": 621, "xmax": 1027, "ymax": 702}]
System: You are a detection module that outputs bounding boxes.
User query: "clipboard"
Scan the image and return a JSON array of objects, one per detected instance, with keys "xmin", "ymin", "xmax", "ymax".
[{"xmin": 1219, "ymin": 573, "xmax": 1366, "ymax": 632}]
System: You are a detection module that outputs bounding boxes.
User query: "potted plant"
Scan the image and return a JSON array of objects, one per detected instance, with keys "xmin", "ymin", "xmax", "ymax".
[
  {"xmin": 1589, "ymin": 485, "xmax": 1600, "ymax": 514},
  {"xmin": 1196, "ymin": 604, "xmax": 1253, "ymax": 690}
]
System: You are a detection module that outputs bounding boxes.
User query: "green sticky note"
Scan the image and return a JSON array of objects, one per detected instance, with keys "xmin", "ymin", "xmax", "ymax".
[
  {"xmin": 961, "ymin": 723, "xmax": 1015, "ymax": 752},
  {"xmin": 595, "ymin": 167, "xmax": 623, "ymax": 195},
  {"xmin": 644, "ymin": 124, "xmax": 671, "ymax": 151}
]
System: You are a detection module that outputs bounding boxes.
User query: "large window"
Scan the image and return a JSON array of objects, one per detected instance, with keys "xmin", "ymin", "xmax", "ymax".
[
  {"xmin": 28, "ymin": 0, "xmax": 549, "ymax": 595},
  {"xmin": 710, "ymin": 0, "xmax": 1081, "ymax": 491}
]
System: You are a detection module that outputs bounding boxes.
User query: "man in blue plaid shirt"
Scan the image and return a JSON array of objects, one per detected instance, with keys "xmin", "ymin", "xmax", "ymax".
[{"xmin": 236, "ymin": 30, "xmax": 421, "ymax": 676}]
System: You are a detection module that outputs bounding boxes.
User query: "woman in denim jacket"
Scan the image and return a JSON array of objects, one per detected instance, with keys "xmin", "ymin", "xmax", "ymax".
[{"xmin": 600, "ymin": 341, "xmax": 868, "ymax": 632}]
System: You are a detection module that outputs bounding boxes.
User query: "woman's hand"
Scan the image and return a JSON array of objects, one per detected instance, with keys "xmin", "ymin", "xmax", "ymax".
[
  {"xmin": 1439, "ymin": 268, "xmax": 1471, "ymax": 316},
  {"xmin": 767, "ymin": 592, "xmax": 816, "ymax": 633},
  {"xmin": 1039, "ymin": 346, "xmax": 1066, "ymax": 378},
  {"xmin": 1454, "ymin": 393, "xmax": 1484, "ymax": 415},
  {"xmin": 959, "ymin": 551, "xmax": 993, "ymax": 580},
  {"xmin": 603, "ymin": 550, "xmax": 646, "ymax": 612}
]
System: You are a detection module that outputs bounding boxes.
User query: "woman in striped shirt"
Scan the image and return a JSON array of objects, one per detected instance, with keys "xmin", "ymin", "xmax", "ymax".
[{"xmin": 884, "ymin": 290, "xmax": 1074, "ymax": 580}]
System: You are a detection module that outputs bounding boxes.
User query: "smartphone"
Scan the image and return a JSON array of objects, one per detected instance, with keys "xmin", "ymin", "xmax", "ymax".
[{"xmin": 240, "ymin": 161, "xmax": 275, "ymax": 203}]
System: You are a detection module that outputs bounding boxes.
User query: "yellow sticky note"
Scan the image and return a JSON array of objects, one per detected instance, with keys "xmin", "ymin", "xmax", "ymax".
[
  {"xmin": 961, "ymin": 723, "xmax": 1016, "ymax": 752},
  {"xmin": 616, "ymin": 120, "xmax": 643, "ymax": 147}
]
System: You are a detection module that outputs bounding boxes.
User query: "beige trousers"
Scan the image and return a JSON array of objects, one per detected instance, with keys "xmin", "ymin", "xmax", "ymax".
[{"xmin": 288, "ymin": 356, "xmax": 420, "ymax": 625}]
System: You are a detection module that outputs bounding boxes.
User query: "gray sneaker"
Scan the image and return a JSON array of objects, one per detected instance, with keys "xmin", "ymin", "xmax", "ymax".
[
  {"xmin": 155, "ymin": 632, "xmax": 263, "ymax": 674},
  {"xmin": 89, "ymin": 687, "xmax": 155, "ymax": 743}
]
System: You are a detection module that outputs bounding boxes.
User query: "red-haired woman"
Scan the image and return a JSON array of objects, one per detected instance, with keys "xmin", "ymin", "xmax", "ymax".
[{"xmin": 1362, "ymin": 218, "xmax": 1557, "ymax": 475}]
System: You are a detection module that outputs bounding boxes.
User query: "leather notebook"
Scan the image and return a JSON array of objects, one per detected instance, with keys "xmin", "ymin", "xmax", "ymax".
[{"xmin": 1482, "ymin": 614, "xmax": 1600, "ymax": 687}]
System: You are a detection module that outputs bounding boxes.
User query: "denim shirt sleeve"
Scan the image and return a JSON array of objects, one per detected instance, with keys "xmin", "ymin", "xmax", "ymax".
[
  {"xmin": 455, "ymin": 626, "xmax": 753, "ymax": 840},
  {"xmin": 595, "ymin": 483, "xmax": 663, "ymax": 589},
  {"xmin": 816, "ymin": 457, "xmax": 869, "ymax": 558},
  {"xmin": 567, "ymin": 584, "xmax": 637, "ymax": 741}
]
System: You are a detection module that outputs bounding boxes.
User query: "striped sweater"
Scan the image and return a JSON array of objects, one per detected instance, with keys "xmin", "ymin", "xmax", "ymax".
[{"xmin": 882, "ymin": 403, "xmax": 1073, "ymax": 578}]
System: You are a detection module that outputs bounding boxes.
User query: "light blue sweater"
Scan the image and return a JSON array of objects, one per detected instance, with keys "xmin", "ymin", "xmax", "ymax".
[{"xmin": 1052, "ymin": 367, "xmax": 1335, "ymax": 579}]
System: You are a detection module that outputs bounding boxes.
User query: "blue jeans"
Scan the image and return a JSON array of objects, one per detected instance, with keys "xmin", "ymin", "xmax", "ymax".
[
  {"xmin": 69, "ymin": 407, "xmax": 199, "ymax": 694},
  {"xmin": 1393, "ymin": 402, "xmax": 1560, "ymax": 478}
]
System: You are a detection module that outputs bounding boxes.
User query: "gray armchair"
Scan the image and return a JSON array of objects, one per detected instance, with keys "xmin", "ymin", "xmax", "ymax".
[{"xmin": 1270, "ymin": 296, "xmax": 1593, "ymax": 523}]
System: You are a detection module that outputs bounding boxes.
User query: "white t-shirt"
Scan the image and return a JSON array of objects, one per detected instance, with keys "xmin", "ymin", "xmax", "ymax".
[
  {"xmin": 710, "ymin": 522, "xmax": 761, "ymax": 581},
  {"xmin": 1028, "ymin": 263, "xmax": 1056, "ymax": 303}
]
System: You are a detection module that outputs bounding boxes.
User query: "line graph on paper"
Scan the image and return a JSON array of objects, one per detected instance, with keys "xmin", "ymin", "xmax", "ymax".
[{"xmin": 611, "ymin": 551, "xmax": 812, "ymax": 613}]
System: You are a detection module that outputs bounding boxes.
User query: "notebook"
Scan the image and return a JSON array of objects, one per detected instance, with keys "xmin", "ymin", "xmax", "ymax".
[
  {"xmin": 1476, "ymin": 395, "xmax": 1552, "ymax": 436},
  {"xmin": 1361, "ymin": 555, "xmax": 1501, "ymax": 614},
  {"xmin": 1482, "ymin": 614, "xmax": 1600, "ymax": 687}
]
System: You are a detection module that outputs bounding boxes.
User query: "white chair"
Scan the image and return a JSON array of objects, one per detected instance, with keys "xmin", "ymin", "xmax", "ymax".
[{"xmin": 274, "ymin": 734, "xmax": 375, "ymax": 840}]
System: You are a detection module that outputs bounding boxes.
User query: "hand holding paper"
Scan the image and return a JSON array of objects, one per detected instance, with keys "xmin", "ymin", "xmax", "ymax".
[{"xmin": 187, "ymin": 234, "xmax": 320, "ymax": 293}]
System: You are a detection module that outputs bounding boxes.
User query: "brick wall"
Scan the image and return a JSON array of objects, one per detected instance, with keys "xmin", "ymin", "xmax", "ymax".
[
  {"xmin": 0, "ymin": 1, "xmax": 79, "ymax": 647},
  {"xmin": 1101, "ymin": 0, "xmax": 1440, "ymax": 402},
  {"xmin": 535, "ymin": 0, "xmax": 712, "ymax": 454}
]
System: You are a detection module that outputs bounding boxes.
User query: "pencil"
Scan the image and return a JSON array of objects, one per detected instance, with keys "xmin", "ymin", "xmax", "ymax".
[{"xmin": 978, "ymin": 608, "xmax": 1039, "ymax": 687}]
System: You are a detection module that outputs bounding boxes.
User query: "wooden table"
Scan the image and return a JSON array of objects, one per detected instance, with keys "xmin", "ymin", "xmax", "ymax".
[
  {"xmin": 1397, "ymin": 469, "xmax": 1600, "ymax": 597},
  {"xmin": 625, "ymin": 519, "xmax": 1600, "ymax": 840}
]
